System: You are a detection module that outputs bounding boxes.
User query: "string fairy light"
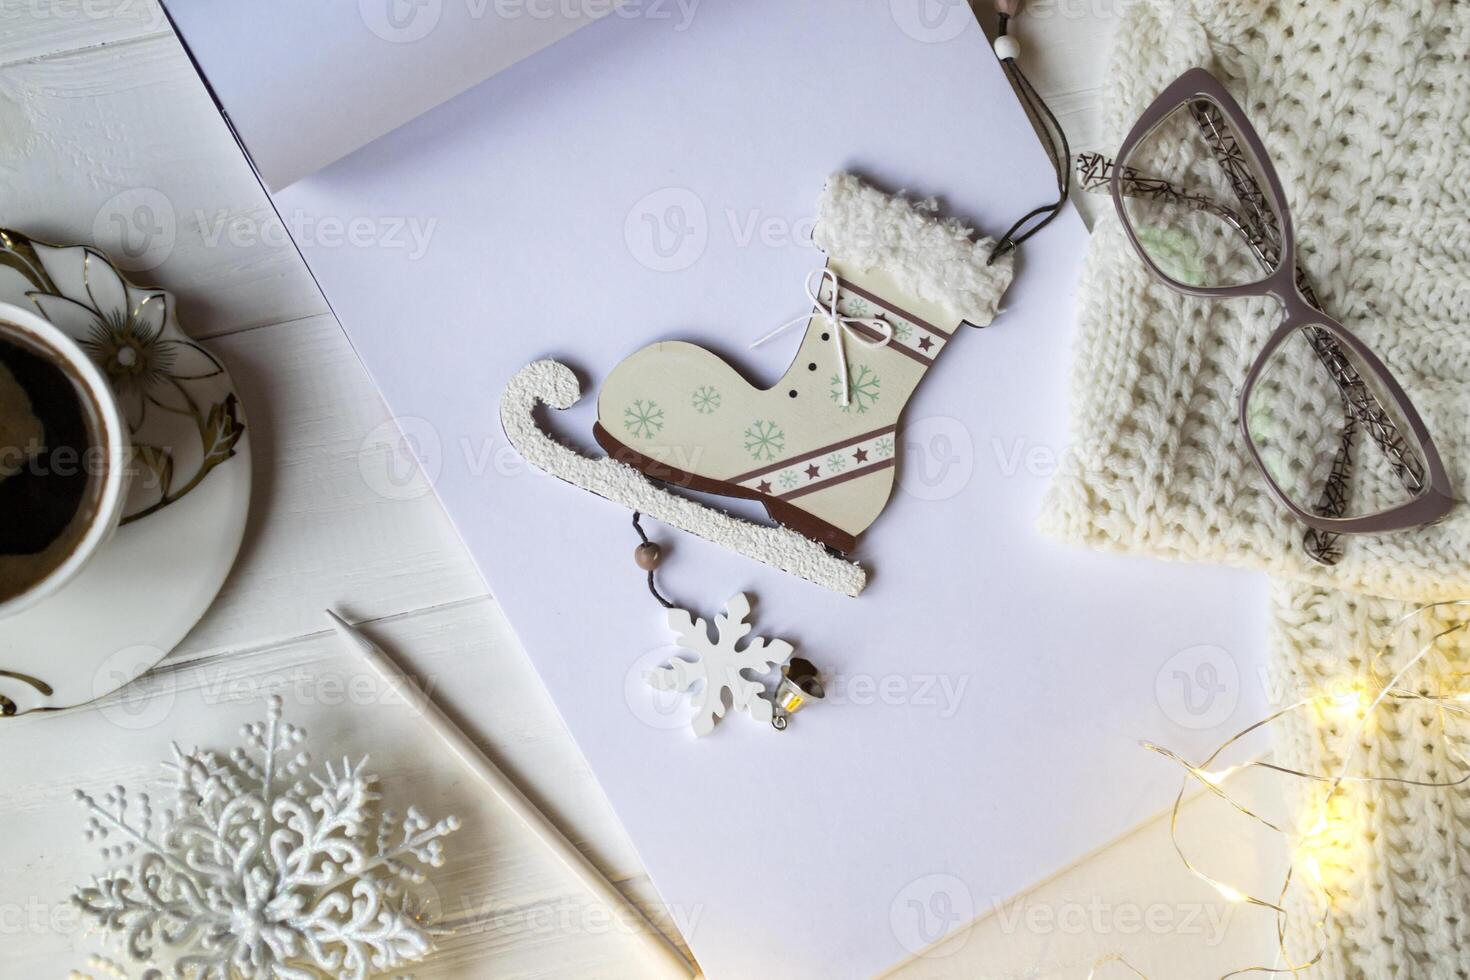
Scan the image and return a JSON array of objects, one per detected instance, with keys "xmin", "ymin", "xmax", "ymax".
[
  {"xmin": 1131, "ymin": 599, "xmax": 1470, "ymax": 978},
  {"xmin": 1004, "ymin": 603, "xmax": 1470, "ymax": 980},
  {"xmin": 1087, "ymin": 952, "xmax": 1149, "ymax": 978}
]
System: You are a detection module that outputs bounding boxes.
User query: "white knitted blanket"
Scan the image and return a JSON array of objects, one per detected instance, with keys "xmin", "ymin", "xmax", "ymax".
[
  {"xmin": 1038, "ymin": 1, "xmax": 1470, "ymax": 974},
  {"xmin": 1042, "ymin": 0, "xmax": 1470, "ymax": 601}
]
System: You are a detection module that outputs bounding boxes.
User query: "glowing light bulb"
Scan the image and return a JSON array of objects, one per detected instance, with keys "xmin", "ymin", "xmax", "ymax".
[
  {"xmin": 1215, "ymin": 882, "xmax": 1246, "ymax": 904},
  {"xmin": 1197, "ymin": 765, "xmax": 1240, "ymax": 786}
]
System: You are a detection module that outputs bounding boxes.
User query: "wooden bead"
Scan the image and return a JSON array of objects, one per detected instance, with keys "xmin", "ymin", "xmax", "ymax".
[{"xmin": 634, "ymin": 542, "xmax": 662, "ymax": 571}]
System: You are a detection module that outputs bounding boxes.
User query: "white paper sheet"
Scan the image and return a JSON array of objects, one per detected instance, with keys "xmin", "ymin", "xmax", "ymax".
[
  {"xmin": 164, "ymin": 0, "xmax": 627, "ymax": 189},
  {"xmin": 167, "ymin": 3, "xmax": 1271, "ymax": 976}
]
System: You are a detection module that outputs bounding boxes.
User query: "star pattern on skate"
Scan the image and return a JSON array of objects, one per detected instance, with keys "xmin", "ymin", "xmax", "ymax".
[
  {"xmin": 731, "ymin": 425, "xmax": 898, "ymax": 502},
  {"xmin": 822, "ymin": 277, "xmax": 947, "ymax": 365}
]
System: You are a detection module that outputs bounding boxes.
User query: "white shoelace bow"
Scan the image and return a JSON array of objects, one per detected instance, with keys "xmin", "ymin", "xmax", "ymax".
[{"xmin": 749, "ymin": 268, "xmax": 893, "ymax": 407}]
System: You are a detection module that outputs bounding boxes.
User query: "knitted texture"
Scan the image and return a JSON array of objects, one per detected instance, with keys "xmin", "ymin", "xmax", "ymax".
[
  {"xmin": 1269, "ymin": 582, "xmax": 1470, "ymax": 978},
  {"xmin": 1040, "ymin": 0, "xmax": 1470, "ymax": 602},
  {"xmin": 1037, "ymin": 1, "xmax": 1470, "ymax": 975}
]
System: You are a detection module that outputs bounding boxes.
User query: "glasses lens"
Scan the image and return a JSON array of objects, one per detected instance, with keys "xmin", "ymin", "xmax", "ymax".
[
  {"xmin": 1245, "ymin": 323, "xmax": 1430, "ymax": 521},
  {"xmin": 1117, "ymin": 98, "xmax": 1284, "ymax": 288}
]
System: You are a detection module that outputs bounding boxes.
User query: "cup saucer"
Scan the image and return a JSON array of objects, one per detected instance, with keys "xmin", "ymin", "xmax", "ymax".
[{"xmin": 0, "ymin": 231, "xmax": 250, "ymax": 715}]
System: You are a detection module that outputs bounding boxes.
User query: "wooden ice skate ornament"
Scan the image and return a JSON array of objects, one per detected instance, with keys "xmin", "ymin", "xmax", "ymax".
[{"xmin": 500, "ymin": 173, "xmax": 1013, "ymax": 597}]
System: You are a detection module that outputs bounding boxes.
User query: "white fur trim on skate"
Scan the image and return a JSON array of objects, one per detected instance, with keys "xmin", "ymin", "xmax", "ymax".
[
  {"xmin": 501, "ymin": 360, "xmax": 868, "ymax": 597},
  {"xmin": 814, "ymin": 172, "xmax": 1014, "ymax": 327}
]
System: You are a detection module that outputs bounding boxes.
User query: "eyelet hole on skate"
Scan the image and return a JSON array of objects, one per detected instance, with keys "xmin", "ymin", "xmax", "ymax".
[
  {"xmin": 807, "ymin": 362, "xmax": 817, "ymax": 371},
  {"xmin": 821, "ymin": 332, "xmax": 830, "ymax": 341},
  {"xmin": 788, "ymin": 390, "xmax": 798, "ymax": 398}
]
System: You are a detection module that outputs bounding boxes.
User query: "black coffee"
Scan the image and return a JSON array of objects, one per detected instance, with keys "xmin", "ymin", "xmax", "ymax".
[{"xmin": 0, "ymin": 335, "xmax": 91, "ymax": 555}]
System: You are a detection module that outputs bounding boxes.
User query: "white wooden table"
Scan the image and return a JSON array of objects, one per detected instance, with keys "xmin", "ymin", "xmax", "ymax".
[{"xmin": 0, "ymin": 5, "xmax": 1286, "ymax": 977}]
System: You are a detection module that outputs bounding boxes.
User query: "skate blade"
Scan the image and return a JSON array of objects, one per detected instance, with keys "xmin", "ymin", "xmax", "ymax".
[{"xmin": 500, "ymin": 360, "xmax": 867, "ymax": 597}]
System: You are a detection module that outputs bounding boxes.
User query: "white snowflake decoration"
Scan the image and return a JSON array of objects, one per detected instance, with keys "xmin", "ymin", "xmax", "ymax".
[
  {"xmin": 647, "ymin": 593, "xmax": 793, "ymax": 736},
  {"xmin": 71, "ymin": 696, "xmax": 461, "ymax": 979}
]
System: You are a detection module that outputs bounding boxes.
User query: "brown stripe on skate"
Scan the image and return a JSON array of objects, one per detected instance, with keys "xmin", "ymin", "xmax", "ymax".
[
  {"xmin": 763, "ymin": 498, "xmax": 857, "ymax": 553},
  {"xmin": 846, "ymin": 321, "xmax": 935, "ymax": 367},
  {"xmin": 594, "ymin": 422, "xmax": 761, "ymax": 497},
  {"xmin": 594, "ymin": 422, "xmax": 860, "ymax": 554},
  {"xmin": 836, "ymin": 277, "xmax": 953, "ymax": 339},
  {"xmin": 777, "ymin": 458, "xmax": 897, "ymax": 501},
  {"xmin": 728, "ymin": 424, "xmax": 897, "ymax": 484}
]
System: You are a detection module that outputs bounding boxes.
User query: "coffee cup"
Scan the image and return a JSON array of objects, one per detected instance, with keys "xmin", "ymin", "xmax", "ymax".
[{"xmin": 0, "ymin": 303, "xmax": 131, "ymax": 618}]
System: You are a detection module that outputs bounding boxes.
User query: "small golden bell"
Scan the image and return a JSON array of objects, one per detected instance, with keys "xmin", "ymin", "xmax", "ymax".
[{"xmin": 772, "ymin": 657, "xmax": 825, "ymax": 730}]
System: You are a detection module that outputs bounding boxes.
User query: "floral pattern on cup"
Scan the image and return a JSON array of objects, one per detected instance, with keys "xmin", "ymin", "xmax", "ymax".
[{"xmin": 0, "ymin": 229, "xmax": 245, "ymax": 523}]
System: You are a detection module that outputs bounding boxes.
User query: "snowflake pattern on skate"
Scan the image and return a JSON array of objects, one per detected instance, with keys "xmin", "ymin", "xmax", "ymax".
[
  {"xmin": 623, "ymin": 399, "xmax": 665, "ymax": 439},
  {"xmin": 70, "ymin": 696, "xmax": 460, "ymax": 980},
  {"xmin": 825, "ymin": 452, "xmax": 848, "ymax": 474},
  {"xmin": 691, "ymin": 385, "xmax": 721, "ymax": 415},
  {"xmin": 830, "ymin": 365, "xmax": 880, "ymax": 414},
  {"xmin": 743, "ymin": 419, "xmax": 786, "ymax": 461},
  {"xmin": 646, "ymin": 593, "xmax": 792, "ymax": 736},
  {"xmin": 875, "ymin": 436, "xmax": 895, "ymax": 459}
]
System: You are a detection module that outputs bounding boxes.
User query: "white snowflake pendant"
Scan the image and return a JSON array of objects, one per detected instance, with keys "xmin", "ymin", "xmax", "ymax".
[{"xmin": 647, "ymin": 593, "xmax": 793, "ymax": 737}]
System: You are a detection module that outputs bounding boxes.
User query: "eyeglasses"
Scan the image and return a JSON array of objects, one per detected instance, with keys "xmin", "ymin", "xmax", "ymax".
[{"xmin": 1086, "ymin": 68, "xmax": 1452, "ymax": 565}]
